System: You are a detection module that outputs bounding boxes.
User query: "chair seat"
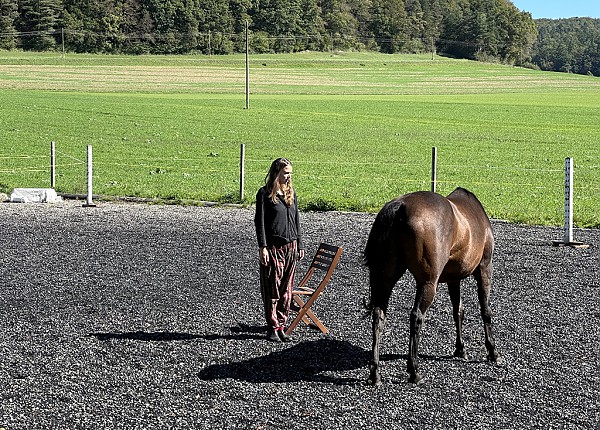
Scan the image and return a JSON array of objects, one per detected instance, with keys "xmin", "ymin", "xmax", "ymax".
[{"xmin": 294, "ymin": 287, "xmax": 316, "ymax": 295}]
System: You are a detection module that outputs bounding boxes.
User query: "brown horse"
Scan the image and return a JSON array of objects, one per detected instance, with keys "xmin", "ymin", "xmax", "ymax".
[{"xmin": 364, "ymin": 187, "xmax": 498, "ymax": 385}]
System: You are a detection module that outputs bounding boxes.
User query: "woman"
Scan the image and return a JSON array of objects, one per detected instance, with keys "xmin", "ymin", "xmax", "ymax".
[{"xmin": 254, "ymin": 158, "xmax": 305, "ymax": 342}]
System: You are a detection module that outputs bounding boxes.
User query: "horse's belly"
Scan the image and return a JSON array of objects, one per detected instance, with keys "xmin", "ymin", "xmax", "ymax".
[{"xmin": 439, "ymin": 258, "xmax": 478, "ymax": 283}]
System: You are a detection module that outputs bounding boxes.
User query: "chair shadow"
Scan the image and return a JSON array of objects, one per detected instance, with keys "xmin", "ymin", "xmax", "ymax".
[{"xmin": 197, "ymin": 338, "xmax": 370, "ymax": 384}]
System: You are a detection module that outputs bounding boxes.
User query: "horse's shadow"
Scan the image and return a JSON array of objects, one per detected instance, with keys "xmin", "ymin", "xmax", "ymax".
[
  {"xmin": 197, "ymin": 337, "xmax": 370, "ymax": 384},
  {"xmin": 89, "ymin": 327, "xmax": 475, "ymax": 383}
]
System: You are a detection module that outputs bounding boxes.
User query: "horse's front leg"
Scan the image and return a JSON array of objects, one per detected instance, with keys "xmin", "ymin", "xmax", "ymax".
[
  {"xmin": 407, "ymin": 280, "xmax": 437, "ymax": 384},
  {"xmin": 448, "ymin": 281, "xmax": 467, "ymax": 359},
  {"xmin": 368, "ymin": 307, "xmax": 386, "ymax": 386}
]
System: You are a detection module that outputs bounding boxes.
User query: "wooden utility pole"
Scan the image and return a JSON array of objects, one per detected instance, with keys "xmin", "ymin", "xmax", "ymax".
[{"xmin": 245, "ymin": 20, "xmax": 249, "ymax": 110}]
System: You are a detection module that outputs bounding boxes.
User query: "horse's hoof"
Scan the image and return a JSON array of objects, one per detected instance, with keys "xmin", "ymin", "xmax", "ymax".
[
  {"xmin": 488, "ymin": 351, "xmax": 499, "ymax": 363},
  {"xmin": 488, "ymin": 353, "xmax": 501, "ymax": 364},
  {"xmin": 367, "ymin": 373, "xmax": 381, "ymax": 386},
  {"xmin": 453, "ymin": 350, "xmax": 468, "ymax": 360},
  {"xmin": 366, "ymin": 377, "xmax": 381, "ymax": 387},
  {"xmin": 408, "ymin": 373, "xmax": 423, "ymax": 384}
]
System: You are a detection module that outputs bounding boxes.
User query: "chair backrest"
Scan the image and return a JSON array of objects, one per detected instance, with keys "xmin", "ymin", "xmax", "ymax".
[{"xmin": 309, "ymin": 243, "xmax": 342, "ymax": 273}]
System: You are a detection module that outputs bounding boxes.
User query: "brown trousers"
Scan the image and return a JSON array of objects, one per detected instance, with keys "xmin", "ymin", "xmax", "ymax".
[{"xmin": 259, "ymin": 240, "xmax": 298, "ymax": 330}]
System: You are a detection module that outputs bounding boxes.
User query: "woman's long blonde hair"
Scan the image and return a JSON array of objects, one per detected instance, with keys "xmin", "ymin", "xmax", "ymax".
[{"xmin": 265, "ymin": 158, "xmax": 294, "ymax": 206}]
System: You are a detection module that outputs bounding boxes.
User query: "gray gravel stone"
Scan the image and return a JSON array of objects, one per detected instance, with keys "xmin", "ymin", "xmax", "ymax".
[{"xmin": 0, "ymin": 200, "xmax": 598, "ymax": 429}]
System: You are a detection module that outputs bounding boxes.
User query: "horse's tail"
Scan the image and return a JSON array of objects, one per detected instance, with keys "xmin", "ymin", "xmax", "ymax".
[
  {"xmin": 364, "ymin": 199, "xmax": 401, "ymax": 268},
  {"xmin": 363, "ymin": 199, "xmax": 403, "ymax": 312}
]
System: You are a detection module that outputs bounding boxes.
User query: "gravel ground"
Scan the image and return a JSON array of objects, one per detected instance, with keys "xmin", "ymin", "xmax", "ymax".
[{"xmin": 0, "ymin": 200, "xmax": 598, "ymax": 430}]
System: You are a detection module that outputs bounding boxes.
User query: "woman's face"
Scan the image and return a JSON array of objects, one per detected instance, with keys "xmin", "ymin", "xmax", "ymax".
[{"xmin": 277, "ymin": 164, "xmax": 293, "ymax": 186}]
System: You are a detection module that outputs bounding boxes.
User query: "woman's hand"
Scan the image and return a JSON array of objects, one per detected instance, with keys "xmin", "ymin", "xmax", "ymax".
[
  {"xmin": 260, "ymin": 247, "xmax": 269, "ymax": 266},
  {"xmin": 298, "ymin": 249, "xmax": 305, "ymax": 260}
]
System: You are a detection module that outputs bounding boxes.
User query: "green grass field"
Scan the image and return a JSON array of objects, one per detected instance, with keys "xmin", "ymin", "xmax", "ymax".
[{"xmin": 1, "ymin": 51, "xmax": 599, "ymax": 227}]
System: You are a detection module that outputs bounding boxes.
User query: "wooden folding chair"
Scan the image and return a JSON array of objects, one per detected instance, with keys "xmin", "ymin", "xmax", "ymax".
[{"xmin": 285, "ymin": 243, "xmax": 343, "ymax": 336}]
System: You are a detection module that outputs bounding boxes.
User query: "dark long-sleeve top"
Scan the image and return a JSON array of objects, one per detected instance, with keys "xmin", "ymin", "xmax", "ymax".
[{"xmin": 254, "ymin": 186, "xmax": 303, "ymax": 250}]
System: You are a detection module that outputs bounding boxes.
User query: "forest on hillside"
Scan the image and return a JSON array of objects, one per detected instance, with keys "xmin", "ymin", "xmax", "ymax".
[
  {"xmin": 0, "ymin": 0, "xmax": 599, "ymax": 76},
  {"xmin": 533, "ymin": 18, "xmax": 600, "ymax": 77}
]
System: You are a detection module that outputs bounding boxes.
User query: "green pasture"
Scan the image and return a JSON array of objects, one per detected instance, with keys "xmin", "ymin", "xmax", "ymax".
[{"xmin": 0, "ymin": 51, "xmax": 599, "ymax": 227}]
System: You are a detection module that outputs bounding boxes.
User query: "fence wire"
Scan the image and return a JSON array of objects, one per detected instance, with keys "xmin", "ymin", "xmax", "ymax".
[{"xmin": 3, "ymin": 149, "xmax": 598, "ymax": 192}]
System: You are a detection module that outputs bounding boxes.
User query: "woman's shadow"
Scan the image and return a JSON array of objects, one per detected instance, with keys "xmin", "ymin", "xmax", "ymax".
[{"xmin": 90, "ymin": 323, "xmax": 267, "ymax": 342}]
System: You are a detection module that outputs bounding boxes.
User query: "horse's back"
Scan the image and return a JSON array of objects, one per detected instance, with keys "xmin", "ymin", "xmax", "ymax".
[
  {"xmin": 397, "ymin": 191, "xmax": 460, "ymax": 278},
  {"xmin": 365, "ymin": 188, "xmax": 493, "ymax": 281}
]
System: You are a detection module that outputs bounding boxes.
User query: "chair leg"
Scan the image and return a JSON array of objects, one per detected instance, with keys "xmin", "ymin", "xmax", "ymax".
[
  {"xmin": 294, "ymin": 297, "xmax": 313, "ymax": 326},
  {"xmin": 303, "ymin": 307, "xmax": 329, "ymax": 334},
  {"xmin": 285, "ymin": 296, "xmax": 308, "ymax": 335},
  {"xmin": 285, "ymin": 314, "xmax": 302, "ymax": 336},
  {"xmin": 285, "ymin": 295, "xmax": 329, "ymax": 336}
]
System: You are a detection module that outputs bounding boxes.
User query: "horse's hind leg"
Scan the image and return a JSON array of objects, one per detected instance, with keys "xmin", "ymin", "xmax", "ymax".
[
  {"xmin": 368, "ymin": 305, "xmax": 386, "ymax": 386},
  {"xmin": 407, "ymin": 280, "xmax": 437, "ymax": 384},
  {"xmin": 368, "ymin": 268, "xmax": 403, "ymax": 386},
  {"xmin": 474, "ymin": 264, "xmax": 499, "ymax": 362},
  {"xmin": 448, "ymin": 281, "xmax": 467, "ymax": 359}
]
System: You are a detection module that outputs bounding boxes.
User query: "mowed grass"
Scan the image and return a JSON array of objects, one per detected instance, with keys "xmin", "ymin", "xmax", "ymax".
[{"xmin": 0, "ymin": 51, "xmax": 599, "ymax": 227}]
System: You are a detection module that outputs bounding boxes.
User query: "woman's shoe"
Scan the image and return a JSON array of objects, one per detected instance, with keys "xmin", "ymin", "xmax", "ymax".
[
  {"xmin": 267, "ymin": 329, "xmax": 281, "ymax": 342},
  {"xmin": 277, "ymin": 330, "xmax": 292, "ymax": 342}
]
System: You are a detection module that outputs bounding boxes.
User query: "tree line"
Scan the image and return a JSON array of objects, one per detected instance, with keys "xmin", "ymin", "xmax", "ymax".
[
  {"xmin": 532, "ymin": 18, "xmax": 600, "ymax": 77},
  {"xmin": 0, "ymin": 0, "xmax": 598, "ymax": 76}
]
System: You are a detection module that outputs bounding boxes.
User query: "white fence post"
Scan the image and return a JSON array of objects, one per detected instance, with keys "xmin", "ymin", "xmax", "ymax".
[
  {"xmin": 239, "ymin": 144, "xmax": 245, "ymax": 201},
  {"xmin": 552, "ymin": 157, "xmax": 588, "ymax": 248},
  {"xmin": 82, "ymin": 145, "xmax": 96, "ymax": 207},
  {"xmin": 563, "ymin": 157, "xmax": 573, "ymax": 243},
  {"xmin": 50, "ymin": 141, "xmax": 56, "ymax": 189},
  {"xmin": 431, "ymin": 146, "xmax": 437, "ymax": 193}
]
